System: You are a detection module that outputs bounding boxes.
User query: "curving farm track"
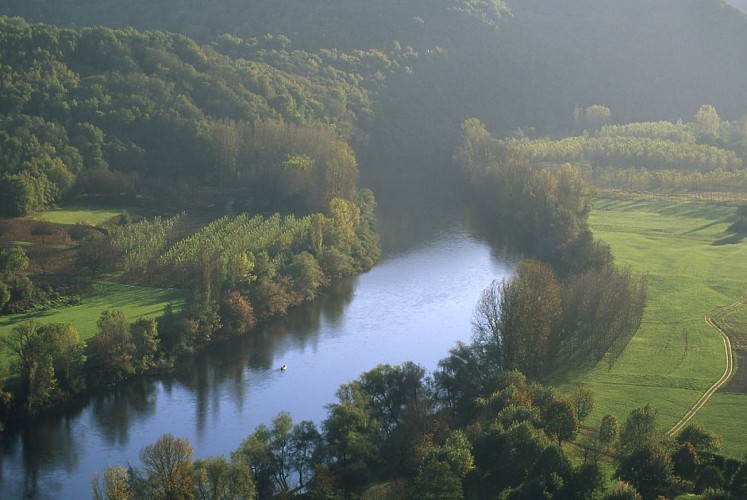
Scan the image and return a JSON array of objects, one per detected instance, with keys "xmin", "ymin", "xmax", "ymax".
[{"xmin": 666, "ymin": 303, "xmax": 737, "ymax": 437}]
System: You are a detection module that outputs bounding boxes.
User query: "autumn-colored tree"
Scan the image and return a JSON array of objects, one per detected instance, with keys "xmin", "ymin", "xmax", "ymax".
[
  {"xmin": 86, "ymin": 310, "xmax": 135, "ymax": 382},
  {"xmin": 139, "ymin": 434, "xmax": 195, "ymax": 499},
  {"xmin": 91, "ymin": 465, "xmax": 134, "ymax": 500},
  {"xmin": 473, "ymin": 259, "xmax": 561, "ymax": 379}
]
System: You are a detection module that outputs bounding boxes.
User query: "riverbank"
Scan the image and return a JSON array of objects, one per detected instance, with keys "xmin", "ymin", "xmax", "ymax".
[{"xmin": 0, "ymin": 201, "xmax": 515, "ymax": 499}]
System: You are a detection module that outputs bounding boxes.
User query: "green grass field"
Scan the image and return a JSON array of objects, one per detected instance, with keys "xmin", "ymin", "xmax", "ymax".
[
  {"xmin": 569, "ymin": 198, "xmax": 747, "ymax": 458},
  {"xmin": 28, "ymin": 205, "xmax": 125, "ymax": 226},
  {"xmin": 0, "ymin": 283, "xmax": 186, "ymax": 363}
]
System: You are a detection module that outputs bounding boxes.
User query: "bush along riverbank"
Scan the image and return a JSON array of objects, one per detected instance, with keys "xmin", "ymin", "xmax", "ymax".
[{"xmin": 0, "ymin": 190, "xmax": 380, "ymax": 427}]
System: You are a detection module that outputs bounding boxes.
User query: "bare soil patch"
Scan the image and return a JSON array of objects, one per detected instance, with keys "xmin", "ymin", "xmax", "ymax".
[
  {"xmin": 721, "ymin": 350, "xmax": 747, "ymax": 394},
  {"xmin": 0, "ymin": 218, "xmax": 99, "ymax": 284}
]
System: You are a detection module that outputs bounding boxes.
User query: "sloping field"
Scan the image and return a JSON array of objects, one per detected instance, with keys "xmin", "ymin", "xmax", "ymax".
[
  {"xmin": 0, "ymin": 282, "xmax": 186, "ymax": 359},
  {"xmin": 576, "ymin": 198, "xmax": 747, "ymax": 457},
  {"xmin": 697, "ymin": 300, "xmax": 747, "ymax": 457}
]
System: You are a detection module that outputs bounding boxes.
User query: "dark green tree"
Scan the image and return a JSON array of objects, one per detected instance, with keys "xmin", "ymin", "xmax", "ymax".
[
  {"xmin": 616, "ymin": 445, "xmax": 674, "ymax": 500},
  {"xmin": 676, "ymin": 422, "xmax": 721, "ymax": 455},
  {"xmin": 619, "ymin": 405, "xmax": 659, "ymax": 456},
  {"xmin": 130, "ymin": 317, "xmax": 160, "ymax": 372},
  {"xmin": 695, "ymin": 465, "xmax": 725, "ymax": 494},
  {"xmin": 543, "ymin": 397, "xmax": 579, "ymax": 444},
  {"xmin": 410, "ymin": 460, "xmax": 463, "ymax": 500},
  {"xmin": 600, "ymin": 414, "xmax": 620, "ymax": 453}
]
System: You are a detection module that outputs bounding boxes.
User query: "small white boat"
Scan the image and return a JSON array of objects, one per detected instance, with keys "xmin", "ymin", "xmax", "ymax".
[{"xmin": 280, "ymin": 364, "xmax": 288, "ymax": 371}]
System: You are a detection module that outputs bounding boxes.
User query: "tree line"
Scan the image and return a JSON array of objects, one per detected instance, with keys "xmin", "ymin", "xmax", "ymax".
[
  {"xmin": 454, "ymin": 119, "xmax": 648, "ymax": 379},
  {"xmin": 454, "ymin": 118, "xmax": 612, "ymax": 273},
  {"xmin": 505, "ymin": 105, "xmax": 747, "ymax": 197},
  {"xmin": 0, "ymin": 191, "xmax": 380, "ymax": 423},
  {"xmin": 472, "ymin": 260, "xmax": 647, "ymax": 380},
  {"xmin": 592, "ymin": 167, "xmax": 747, "ymax": 195},
  {"xmin": 509, "ymin": 135, "xmax": 742, "ymax": 174},
  {"xmin": 90, "ymin": 357, "xmax": 746, "ymax": 499}
]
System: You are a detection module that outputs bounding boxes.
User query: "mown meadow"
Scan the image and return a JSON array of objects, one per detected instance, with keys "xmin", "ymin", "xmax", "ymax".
[
  {"xmin": 26, "ymin": 205, "xmax": 125, "ymax": 226},
  {"xmin": 574, "ymin": 198, "xmax": 747, "ymax": 457},
  {"xmin": 0, "ymin": 282, "xmax": 185, "ymax": 363}
]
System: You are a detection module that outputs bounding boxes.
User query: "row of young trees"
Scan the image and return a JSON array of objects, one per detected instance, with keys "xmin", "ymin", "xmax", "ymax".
[
  {"xmin": 471, "ymin": 260, "xmax": 647, "ymax": 380},
  {"xmin": 91, "ymin": 356, "xmax": 746, "ymax": 499},
  {"xmin": 506, "ymin": 105, "xmax": 747, "ymax": 197},
  {"xmin": 509, "ymin": 135, "xmax": 742, "ymax": 173},
  {"xmin": 592, "ymin": 166, "xmax": 747, "ymax": 196},
  {"xmin": 86, "ymin": 189, "xmax": 379, "ymax": 315},
  {"xmin": 595, "ymin": 105, "xmax": 747, "ymax": 153},
  {"xmin": 0, "ymin": 191, "xmax": 380, "ymax": 422}
]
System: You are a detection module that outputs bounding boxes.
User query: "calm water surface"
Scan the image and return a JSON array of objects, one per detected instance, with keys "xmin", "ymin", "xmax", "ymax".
[{"xmin": 0, "ymin": 199, "xmax": 517, "ymax": 499}]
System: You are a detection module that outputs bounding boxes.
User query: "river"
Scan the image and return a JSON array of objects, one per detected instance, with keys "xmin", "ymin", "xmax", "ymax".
[{"xmin": 0, "ymin": 196, "xmax": 517, "ymax": 499}]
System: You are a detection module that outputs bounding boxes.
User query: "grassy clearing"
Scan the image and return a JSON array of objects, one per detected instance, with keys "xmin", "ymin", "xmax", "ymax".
[
  {"xmin": 0, "ymin": 283, "xmax": 186, "ymax": 363},
  {"xmin": 28, "ymin": 205, "xmax": 125, "ymax": 226},
  {"xmin": 566, "ymin": 198, "xmax": 747, "ymax": 457}
]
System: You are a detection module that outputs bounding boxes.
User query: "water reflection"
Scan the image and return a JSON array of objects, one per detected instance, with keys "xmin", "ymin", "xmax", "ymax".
[
  {"xmin": 0, "ymin": 196, "xmax": 516, "ymax": 499},
  {"xmin": 2, "ymin": 413, "xmax": 82, "ymax": 499},
  {"xmin": 91, "ymin": 378, "xmax": 158, "ymax": 447}
]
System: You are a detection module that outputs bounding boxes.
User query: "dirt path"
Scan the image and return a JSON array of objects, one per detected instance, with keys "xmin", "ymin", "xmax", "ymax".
[{"xmin": 666, "ymin": 304, "xmax": 736, "ymax": 437}]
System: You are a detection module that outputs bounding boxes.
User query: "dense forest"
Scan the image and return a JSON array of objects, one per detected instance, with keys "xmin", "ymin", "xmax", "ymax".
[
  {"xmin": 3, "ymin": 0, "xmax": 747, "ymax": 179},
  {"xmin": 0, "ymin": 16, "xmax": 378, "ymax": 216}
]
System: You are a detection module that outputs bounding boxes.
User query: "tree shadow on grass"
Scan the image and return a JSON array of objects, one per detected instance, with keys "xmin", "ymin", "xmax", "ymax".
[{"xmin": 712, "ymin": 232, "xmax": 747, "ymax": 246}]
